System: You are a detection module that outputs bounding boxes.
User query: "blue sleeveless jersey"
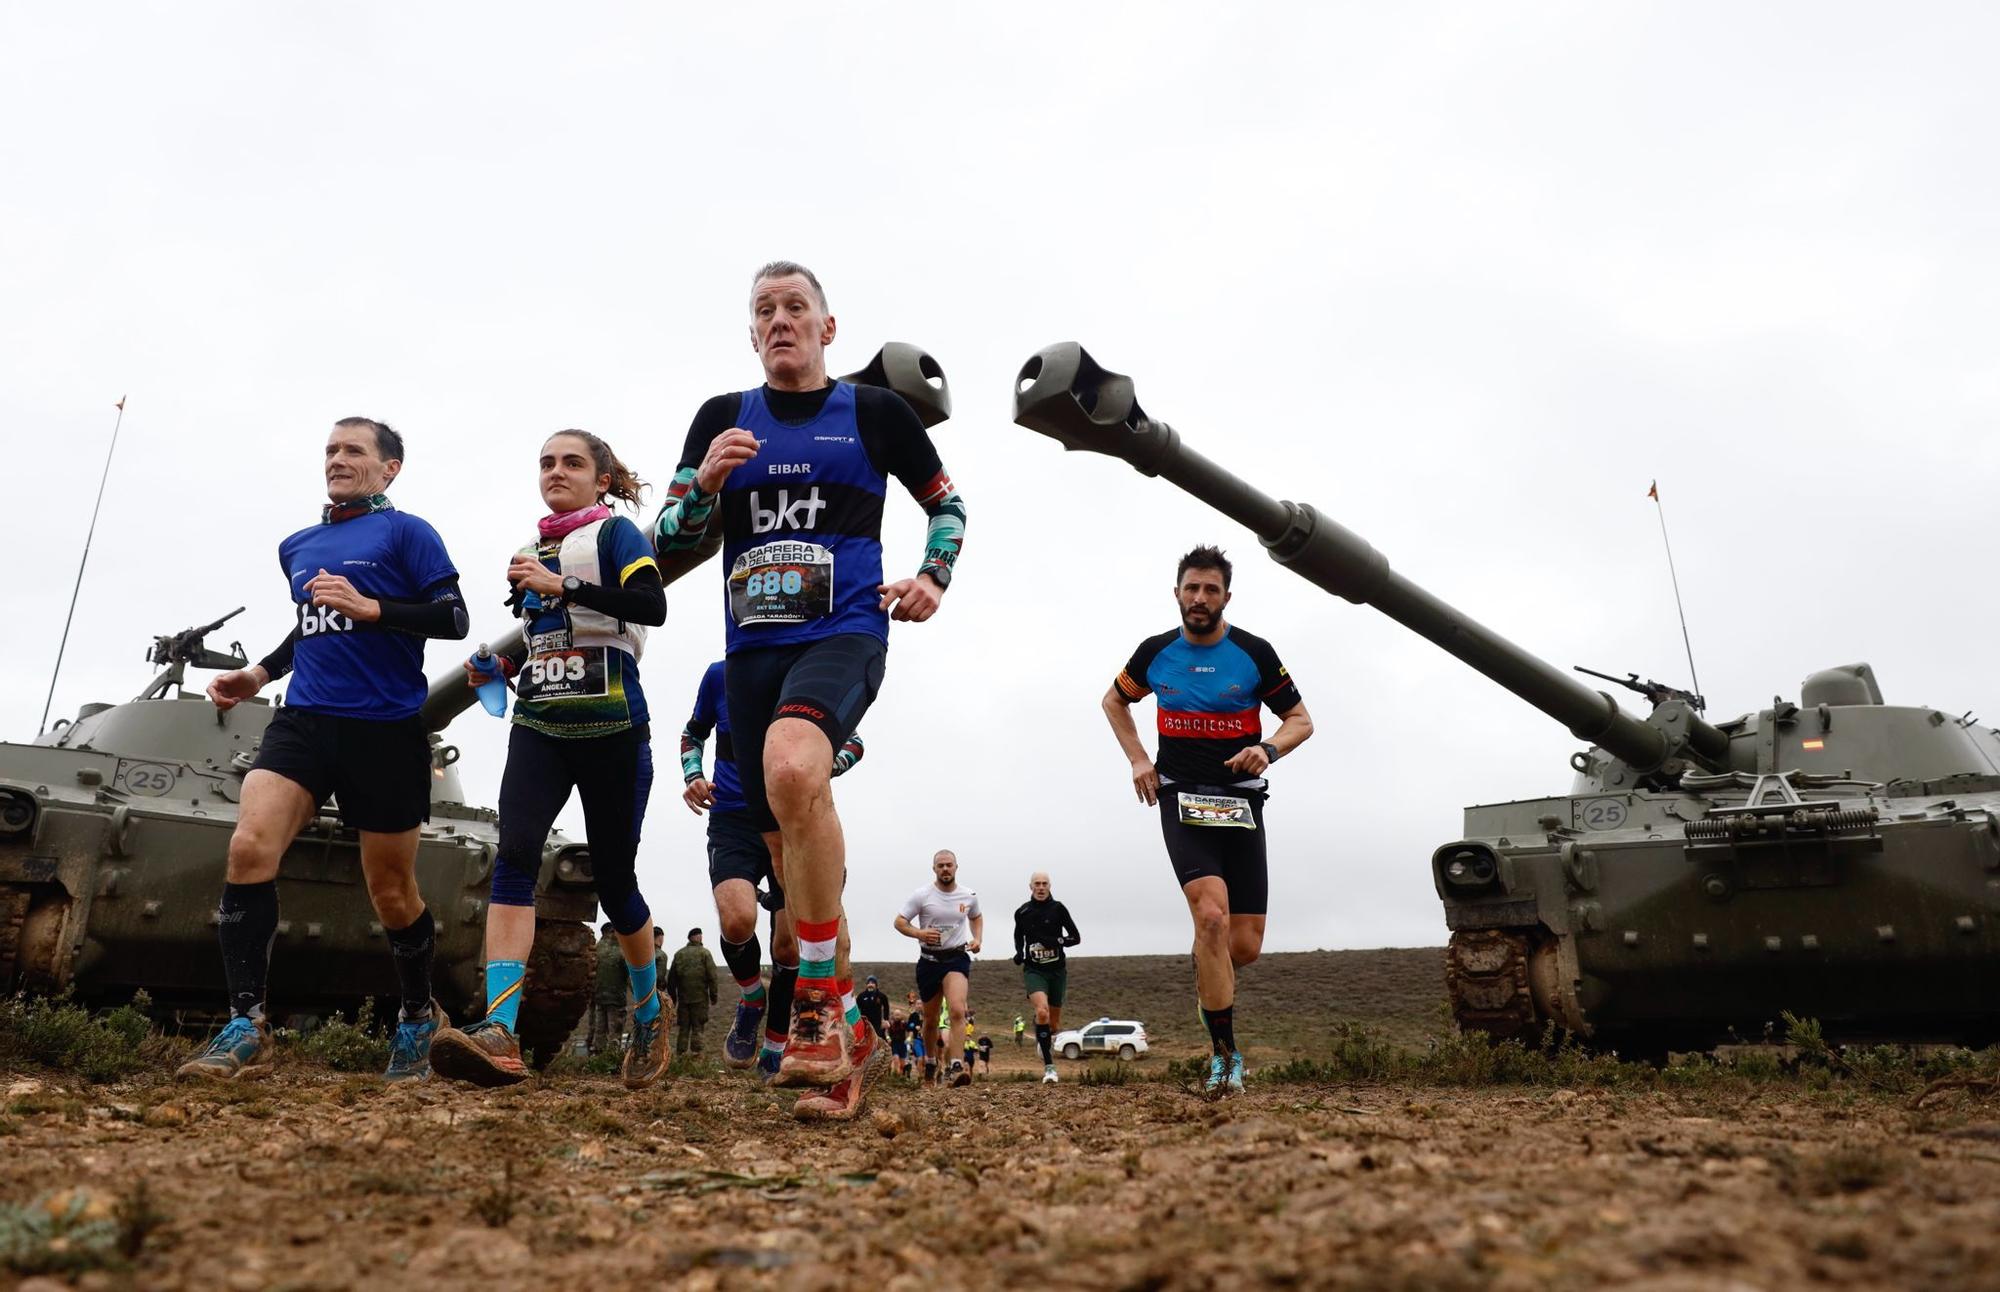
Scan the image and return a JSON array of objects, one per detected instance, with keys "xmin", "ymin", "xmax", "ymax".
[{"xmin": 719, "ymin": 382, "xmax": 887, "ymax": 653}]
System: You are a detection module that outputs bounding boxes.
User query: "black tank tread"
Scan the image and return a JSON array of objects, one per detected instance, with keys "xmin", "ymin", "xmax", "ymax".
[
  {"xmin": 1446, "ymin": 928, "xmax": 1538, "ymax": 1041},
  {"xmin": 0, "ymin": 887, "xmax": 29, "ymax": 990},
  {"xmin": 516, "ymin": 918, "xmax": 593, "ymax": 1070}
]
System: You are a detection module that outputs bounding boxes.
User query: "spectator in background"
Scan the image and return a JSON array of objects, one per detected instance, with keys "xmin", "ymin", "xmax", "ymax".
[
  {"xmin": 589, "ymin": 921, "xmax": 627, "ymax": 1054},
  {"xmin": 668, "ymin": 927, "xmax": 721, "ymax": 1056}
]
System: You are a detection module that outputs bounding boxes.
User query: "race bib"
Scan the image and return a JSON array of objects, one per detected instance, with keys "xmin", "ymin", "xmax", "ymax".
[
  {"xmin": 1177, "ymin": 791, "xmax": 1257, "ymax": 829},
  {"xmin": 1028, "ymin": 942, "xmax": 1060, "ymax": 965},
  {"xmin": 517, "ymin": 642, "xmax": 609, "ymax": 704},
  {"xmin": 729, "ymin": 541, "xmax": 834, "ymax": 626}
]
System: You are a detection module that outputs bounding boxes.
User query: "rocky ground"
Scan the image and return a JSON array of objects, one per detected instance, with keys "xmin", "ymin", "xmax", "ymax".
[{"xmin": 5, "ymin": 1058, "xmax": 2000, "ymax": 1291}]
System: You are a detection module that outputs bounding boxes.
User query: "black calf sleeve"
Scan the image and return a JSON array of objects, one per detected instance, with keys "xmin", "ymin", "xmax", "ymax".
[
  {"xmin": 384, "ymin": 906, "xmax": 436, "ymax": 1021},
  {"xmin": 217, "ymin": 881, "xmax": 279, "ymax": 1020},
  {"xmin": 768, "ymin": 961, "xmax": 799, "ymax": 1035},
  {"xmin": 720, "ymin": 933, "xmax": 763, "ymax": 985},
  {"xmin": 1204, "ymin": 1005, "xmax": 1236, "ymax": 1056},
  {"xmin": 1036, "ymin": 1022, "xmax": 1053, "ymax": 1065}
]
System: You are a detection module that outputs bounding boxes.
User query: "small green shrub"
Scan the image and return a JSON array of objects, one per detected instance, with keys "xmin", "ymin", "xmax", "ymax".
[
  {"xmin": 0, "ymin": 1190, "xmax": 127, "ymax": 1275},
  {"xmin": 0, "ymin": 991, "xmax": 161, "ymax": 1083},
  {"xmin": 294, "ymin": 1001, "xmax": 390, "ymax": 1072}
]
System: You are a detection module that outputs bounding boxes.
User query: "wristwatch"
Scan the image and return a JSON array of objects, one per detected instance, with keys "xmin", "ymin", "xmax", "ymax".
[
  {"xmin": 919, "ymin": 563, "xmax": 951, "ymax": 591},
  {"xmin": 1259, "ymin": 741, "xmax": 1280, "ymax": 764},
  {"xmin": 561, "ymin": 575, "xmax": 584, "ymax": 598}
]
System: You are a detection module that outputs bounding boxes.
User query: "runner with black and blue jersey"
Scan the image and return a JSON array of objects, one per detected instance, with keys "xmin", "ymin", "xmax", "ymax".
[
  {"xmin": 179, "ymin": 418, "xmax": 469, "ymax": 1083},
  {"xmin": 680, "ymin": 657, "xmax": 863, "ymax": 1081},
  {"xmin": 654, "ymin": 260, "xmax": 965, "ymax": 1122},
  {"xmin": 1101, "ymin": 545, "xmax": 1314, "ymax": 1097},
  {"xmin": 429, "ymin": 430, "xmax": 672, "ymax": 1090}
]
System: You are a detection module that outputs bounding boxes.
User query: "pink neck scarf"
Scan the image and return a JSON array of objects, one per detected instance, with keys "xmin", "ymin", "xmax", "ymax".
[{"xmin": 538, "ymin": 503, "xmax": 610, "ymax": 541}]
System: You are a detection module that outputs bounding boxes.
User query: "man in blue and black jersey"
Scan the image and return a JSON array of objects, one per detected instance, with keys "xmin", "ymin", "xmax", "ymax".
[
  {"xmin": 655, "ymin": 260, "xmax": 965, "ymax": 1122},
  {"xmin": 1102, "ymin": 545, "xmax": 1313, "ymax": 1097},
  {"xmin": 179, "ymin": 417, "xmax": 469, "ymax": 1083},
  {"xmin": 681, "ymin": 657, "xmax": 863, "ymax": 1081}
]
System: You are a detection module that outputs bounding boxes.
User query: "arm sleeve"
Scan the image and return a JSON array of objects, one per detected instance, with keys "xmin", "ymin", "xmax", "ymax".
[
  {"xmin": 1059, "ymin": 902, "xmax": 1081, "ymax": 947},
  {"xmin": 1114, "ymin": 634, "xmax": 1168, "ymax": 703},
  {"xmin": 565, "ymin": 564, "xmax": 665, "ymax": 626},
  {"xmin": 373, "ymin": 578, "xmax": 470, "ymax": 640},
  {"xmin": 257, "ymin": 626, "xmax": 302, "ymax": 681},
  {"xmin": 681, "ymin": 669, "xmax": 717, "ymax": 782},
  {"xmin": 831, "ymin": 732, "xmax": 864, "ymax": 777},
  {"xmin": 858, "ymin": 387, "xmax": 965, "ymax": 585},
  {"xmin": 652, "ymin": 396, "xmax": 737, "ymax": 555},
  {"xmin": 1012, "ymin": 908, "xmax": 1027, "ymax": 961}
]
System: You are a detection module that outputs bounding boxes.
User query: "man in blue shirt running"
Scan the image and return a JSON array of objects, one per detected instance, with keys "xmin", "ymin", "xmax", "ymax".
[
  {"xmin": 1102, "ymin": 545, "xmax": 1313, "ymax": 1097},
  {"xmin": 177, "ymin": 417, "xmax": 468, "ymax": 1083}
]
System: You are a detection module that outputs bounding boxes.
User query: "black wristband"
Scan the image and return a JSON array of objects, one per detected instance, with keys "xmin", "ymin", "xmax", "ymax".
[{"xmin": 1259, "ymin": 741, "xmax": 1280, "ymax": 764}]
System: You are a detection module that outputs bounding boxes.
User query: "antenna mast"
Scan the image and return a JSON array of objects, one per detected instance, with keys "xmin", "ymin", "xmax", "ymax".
[
  {"xmin": 1647, "ymin": 479, "xmax": 1703, "ymax": 710},
  {"xmin": 39, "ymin": 397, "xmax": 129, "ymax": 734}
]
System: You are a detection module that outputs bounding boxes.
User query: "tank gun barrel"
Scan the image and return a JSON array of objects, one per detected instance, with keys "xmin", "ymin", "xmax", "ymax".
[{"xmin": 1012, "ymin": 343, "xmax": 1731, "ymax": 775}]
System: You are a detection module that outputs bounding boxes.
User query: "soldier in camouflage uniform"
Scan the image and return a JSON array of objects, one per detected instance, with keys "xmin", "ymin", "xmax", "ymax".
[
  {"xmin": 667, "ymin": 927, "xmax": 720, "ymax": 1056},
  {"xmin": 588, "ymin": 922, "xmax": 628, "ymax": 1054}
]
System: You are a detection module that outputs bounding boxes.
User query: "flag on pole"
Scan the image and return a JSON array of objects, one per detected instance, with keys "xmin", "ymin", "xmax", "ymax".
[{"xmin": 1647, "ymin": 479, "xmax": 1658, "ymax": 500}]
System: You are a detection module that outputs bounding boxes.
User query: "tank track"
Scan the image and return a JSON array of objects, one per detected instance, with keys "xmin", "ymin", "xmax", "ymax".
[
  {"xmin": 1446, "ymin": 928, "xmax": 1540, "ymax": 1041},
  {"xmin": 0, "ymin": 887, "xmax": 29, "ymax": 990},
  {"xmin": 515, "ymin": 918, "xmax": 594, "ymax": 1069}
]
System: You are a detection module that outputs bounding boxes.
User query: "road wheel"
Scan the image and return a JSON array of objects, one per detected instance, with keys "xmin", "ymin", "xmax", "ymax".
[
  {"xmin": 1118, "ymin": 1044, "xmax": 1137, "ymax": 1061},
  {"xmin": 516, "ymin": 918, "xmax": 593, "ymax": 1069},
  {"xmin": 1062, "ymin": 1042, "xmax": 1081, "ymax": 1060}
]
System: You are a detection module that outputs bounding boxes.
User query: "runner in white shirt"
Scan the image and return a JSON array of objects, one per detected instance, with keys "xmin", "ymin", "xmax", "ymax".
[{"xmin": 894, "ymin": 850, "xmax": 982, "ymax": 1087}]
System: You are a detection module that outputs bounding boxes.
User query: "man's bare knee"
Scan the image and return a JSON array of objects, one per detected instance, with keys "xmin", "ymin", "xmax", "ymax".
[
  {"xmin": 1193, "ymin": 904, "xmax": 1229, "ymax": 942},
  {"xmin": 1034, "ymin": 1003, "xmax": 1051, "ymax": 1025}
]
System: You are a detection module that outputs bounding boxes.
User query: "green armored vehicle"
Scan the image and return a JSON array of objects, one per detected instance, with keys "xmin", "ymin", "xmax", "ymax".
[
  {"xmin": 1015, "ymin": 342, "xmax": 2000, "ymax": 1054},
  {"xmin": 1, "ymin": 612, "xmax": 597, "ymax": 1062}
]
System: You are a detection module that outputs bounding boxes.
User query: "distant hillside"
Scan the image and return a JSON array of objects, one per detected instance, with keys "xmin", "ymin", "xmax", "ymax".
[{"xmin": 847, "ymin": 946, "xmax": 1446, "ymax": 1063}]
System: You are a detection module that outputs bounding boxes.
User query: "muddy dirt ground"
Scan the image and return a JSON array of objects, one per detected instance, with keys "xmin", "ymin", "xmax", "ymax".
[{"xmin": 6, "ymin": 1059, "xmax": 2000, "ymax": 1291}]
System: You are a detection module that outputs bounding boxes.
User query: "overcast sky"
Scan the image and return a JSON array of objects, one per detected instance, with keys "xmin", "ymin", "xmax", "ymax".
[{"xmin": 5, "ymin": 4, "xmax": 1997, "ymax": 963}]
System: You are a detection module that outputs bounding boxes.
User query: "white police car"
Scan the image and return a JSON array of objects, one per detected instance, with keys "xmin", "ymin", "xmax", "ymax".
[{"xmin": 1053, "ymin": 1017, "xmax": 1149, "ymax": 1061}]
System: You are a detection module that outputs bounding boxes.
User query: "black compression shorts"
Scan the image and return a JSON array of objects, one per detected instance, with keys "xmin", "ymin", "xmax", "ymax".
[
  {"xmin": 1157, "ymin": 784, "xmax": 1269, "ymax": 916},
  {"xmin": 252, "ymin": 707, "xmax": 431, "ymax": 833},
  {"xmin": 725, "ymin": 633, "xmax": 886, "ymax": 832},
  {"xmin": 706, "ymin": 808, "xmax": 785, "ymax": 910}
]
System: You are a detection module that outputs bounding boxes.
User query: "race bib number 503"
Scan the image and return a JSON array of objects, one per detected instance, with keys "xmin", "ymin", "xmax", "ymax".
[
  {"xmin": 517, "ymin": 646, "xmax": 609, "ymax": 704},
  {"xmin": 729, "ymin": 541, "xmax": 834, "ymax": 626}
]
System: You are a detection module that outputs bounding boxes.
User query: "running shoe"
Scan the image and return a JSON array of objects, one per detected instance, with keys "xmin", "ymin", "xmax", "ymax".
[
  {"xmin": 176, "ymin": 1014, "xmax": 273, "ymax": 1082},
  {"xmin": 429, "ymin": 1018, "xmax": 529, "ymax": 1088},
  {"xmin": 1225, "ymin": 1051, "xmax": 1245, "ymax": 1094},
  {"xmin": 792, "ymin": 1022, "xmax": 890, "ymax": 1122},
  {"xmin": 775, "ymin": 987, "xmax": 852, "ymax": 1087},
  {"xmin": 1042, "ymin": 1064, "xmax": 1059, "ymax": 1084},
  {"xmin": 384, "ymin": 1003, "xmax": 447, "ymax": 1082},
  {"xmin": 757, "ymin": 1048, "xmax": 783, "ymax": 1084},
  {"xmin": 724, "ymin": 999, "xmax": 766, "ymax": 1069},
  {"xmin": 1203, "ymin": 1053, "xmax": 1228, "ymax": 1096},
  {"xmin": 949, "ymin": 1059, "xmax": 971, "ymax": 1089},
  {"xmin": 622, "ymin": 1010, "xmax": 672, "ymax": 1090}
]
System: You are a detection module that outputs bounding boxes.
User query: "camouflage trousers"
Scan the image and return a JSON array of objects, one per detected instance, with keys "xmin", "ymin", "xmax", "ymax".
[
  {"xmin": 674, "ymin": 1008, "xmax": 709, "ymax": 1055},
  {"xmin": 588, "ymin": 1002, "xmax": 627, "ymax": 1054}
]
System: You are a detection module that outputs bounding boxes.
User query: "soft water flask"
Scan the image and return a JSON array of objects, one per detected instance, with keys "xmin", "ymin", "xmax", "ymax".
[{"xmin": 472, "ymin": 645, "xmax": 508, "ymax": 718}]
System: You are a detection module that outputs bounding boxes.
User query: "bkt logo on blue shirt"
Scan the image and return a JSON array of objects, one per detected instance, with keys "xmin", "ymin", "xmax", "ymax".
[
  {"xmin": 299, "ymin": 604, "xmax": 354, "ymax": 635},
  {"xmin": 750, "ymin": 487, "xmax": 826, "ymax": 533}
]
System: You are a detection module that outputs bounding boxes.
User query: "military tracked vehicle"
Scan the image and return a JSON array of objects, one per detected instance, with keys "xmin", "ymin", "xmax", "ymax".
[{"xmin": 1014, "ymin": 342, "xmax": 2000, "ymax": 1054}]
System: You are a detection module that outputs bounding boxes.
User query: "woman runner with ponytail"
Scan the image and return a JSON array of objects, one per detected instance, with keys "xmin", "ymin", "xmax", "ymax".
[{"xmin": 430, "ymin": 431, "xmax": 672, "ymax": 1088}]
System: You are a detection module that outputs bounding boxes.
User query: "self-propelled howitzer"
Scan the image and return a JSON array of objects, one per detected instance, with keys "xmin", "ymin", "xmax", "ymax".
[{"xmin": 1015, "ymin": 342, "xmax": 2000, "ymax": 1053}]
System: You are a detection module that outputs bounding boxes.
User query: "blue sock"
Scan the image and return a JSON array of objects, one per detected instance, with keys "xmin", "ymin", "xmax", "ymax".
[
  {"xmin": 627, "ymin": 958, "xmax": 661, "ymax": 1025},
  {"xmin": 485, "ymin": 959, "xmax": 527, "ymax": 1032}
]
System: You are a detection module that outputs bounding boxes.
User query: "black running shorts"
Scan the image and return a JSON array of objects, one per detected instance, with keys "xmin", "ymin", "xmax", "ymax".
[
  {"xmin": 252, "ymin": 707, "xmax": 431, "ymax": 833},
  {"xmin": 1157, "ymin": 784, "xmax": 1269, "ymax": 916},
  {"xmin": 725, "ymin": 633, "xmax": 886, "ymax": 832},
  {"xmin": 706, "ymin": 808, "xmax": 784, "ymax": 910},
  {"xmin": 914, "ymin": 950, "xmax": 972, "ymax": 1003}
]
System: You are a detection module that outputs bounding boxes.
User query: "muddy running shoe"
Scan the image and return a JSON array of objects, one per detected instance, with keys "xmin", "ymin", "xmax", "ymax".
[
  {"xmin": 430, "ymin": 1018, "xmax": 529, "ymax": 1088},
  {"xmin": 622, "ymin": 1011, "xmax": 672, "ymax": 1090},
  {"xmin": 757, "ymin": 1048, "xmax": 783, "ymax": 1085},
  {"xmin": 1042, "ymin": 1064, "xmax": 1059, "ymax": 1084},
  {"xmin": 792, "ymin": 1022, "xmax": 890, "ymax": 1122},
  {"xmin": 723, "ymin": 1000, "xmax": 765, "ymax": 1069},
  {"xmin": 1203, "ymin": 1054, "xmax": 1228, "ymax": 1096},
  {"xmin": 176, "ymin": 1015, "xmax": 273, "ymax": 1082},
  {"xmin": 775, "ymin": 987, "xmax": 852, "ymax": 1087},
  {"xmin": 384, "ymin": 1002, "xmax": 448, "ymax": 1082},
  {"xmin": 949, "ymin": 1059, "xmax": 971, "ymax": 1089},
  {"xmin": 1226, "ymin": 1052, "xmax": 1246, "ymax": 1093}
]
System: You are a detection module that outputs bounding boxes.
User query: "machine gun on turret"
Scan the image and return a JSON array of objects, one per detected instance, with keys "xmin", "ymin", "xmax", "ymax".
[
  {"xmin": 137, "ymin": 607, "xmax": 249, "ymax": 702},
  {"xmin": 1573, "ymin": 665, "xmax": 1705, "ymax": 715}
]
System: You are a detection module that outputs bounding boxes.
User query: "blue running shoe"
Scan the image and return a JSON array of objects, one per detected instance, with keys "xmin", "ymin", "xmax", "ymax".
[
  {"xmin": 1203, "ymin": 1053, "xmax": 1227, "ymax": 1096},
  {"xmin": 757, "ymin": 1048, "xmax": 783, "ymax": 1085},
  {"xmin": 177, "ymin": 1015, "xmax": 273, "ymax": 1082},
  {"xmin": 384, "ymin": 1002, "xmax": 447, "ymax": 1082},
  {"xmin": 724, "ymin": 1000, "xmax": 766, "ymax": 1070},
  {"xmin": 1226, "ymin": 1052, "xmax": 1245, "ymax": 1094}
]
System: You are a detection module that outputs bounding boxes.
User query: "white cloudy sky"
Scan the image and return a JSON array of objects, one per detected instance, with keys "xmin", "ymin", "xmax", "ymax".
[{"xmin": 5, "ymin": 4, "xmax": 1997, "ymax": 961}]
